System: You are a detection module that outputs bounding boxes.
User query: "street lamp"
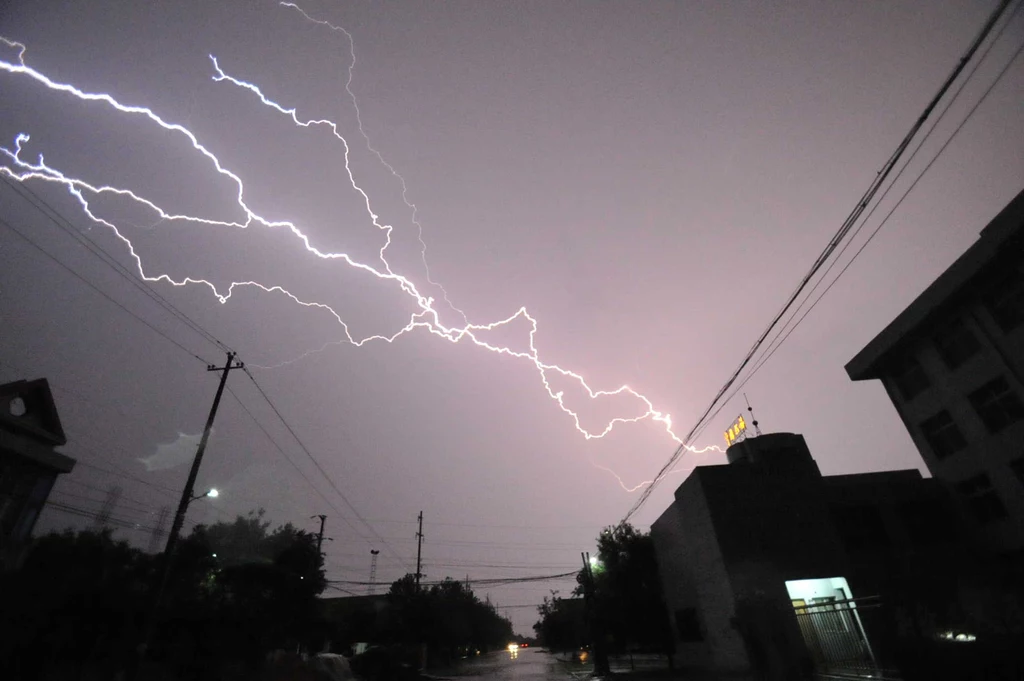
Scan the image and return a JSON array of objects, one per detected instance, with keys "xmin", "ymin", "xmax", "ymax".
[{"xmin": 190, "ymin": 487, "xmax": 219, "ymax": 503}]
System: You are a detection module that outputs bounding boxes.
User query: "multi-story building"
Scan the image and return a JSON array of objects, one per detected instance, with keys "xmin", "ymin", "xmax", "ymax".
[
  {"xmin": 846, "ymin": 188, "xmax": 1024, "ymax": 556},
  {"xmin": 651, "ymin": 431, "xmax": 968, "ymax": 680},
  {"xmin": 0, "ymin": 378, "xmax": 76, "ymax": 568}
]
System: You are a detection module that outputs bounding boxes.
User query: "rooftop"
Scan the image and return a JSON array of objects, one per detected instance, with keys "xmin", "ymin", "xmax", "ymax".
[{"xmin": 845, "ymin": 187, "xmax": 1024, "ymax": 380}]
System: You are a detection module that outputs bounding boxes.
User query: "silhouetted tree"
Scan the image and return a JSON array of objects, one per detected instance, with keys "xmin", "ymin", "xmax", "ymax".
[
  {"xmin": 381, "ymin": 573, "xmax": 513, "ymax": 666},
  {"xmin": 0, "ymin": 528, "xmax": 154, "ymax": 680},
  {"xmin": 571, "ymin": 524, "xmax": 673, "ymax": 654},
  {"xmin": 0, "ymin": 511, "xmax": 326, "ymax": 680},
  {"xmin": 533, "ymin": 591, "xmax": 586, "ymax": 652}
]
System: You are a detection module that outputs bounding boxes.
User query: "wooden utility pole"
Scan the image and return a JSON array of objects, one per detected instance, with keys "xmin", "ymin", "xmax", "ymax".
[
  {"xmin": 313, "ymin": 514, "xmax": 328, "ymax": 555},
  {"xmin": 415, "ymin": 511, "xmax": 424, "ymax": 589},
  {"xmin": 131, "ymin": 351, "xmax": 242, "ymax": 679}
]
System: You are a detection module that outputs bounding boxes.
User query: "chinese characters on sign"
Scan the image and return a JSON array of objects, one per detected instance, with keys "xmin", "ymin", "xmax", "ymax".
[{"xmin": 724, "ymin": 415, "xmax": 747, "ymax": 446}]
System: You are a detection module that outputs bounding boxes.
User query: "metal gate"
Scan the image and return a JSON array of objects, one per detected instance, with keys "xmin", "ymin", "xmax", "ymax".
[{"xmin": 791, "ymin": 595, "xmax": 888, "ymax": 679}]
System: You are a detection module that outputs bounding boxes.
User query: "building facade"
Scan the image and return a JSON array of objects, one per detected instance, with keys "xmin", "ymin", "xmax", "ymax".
[
  {"xmin": 846, "ymin": 188, "xmax": 1024, "ymax": 556},
  {"xmin": 651, "ymin": 432, "xmax": 968, "ymax": 680},
  {"xmin": 0, "ymin": 378, "xmax": 76, "ymax": 568}
]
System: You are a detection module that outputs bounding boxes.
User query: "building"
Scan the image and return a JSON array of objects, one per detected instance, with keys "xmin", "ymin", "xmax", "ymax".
[
  {"xmin": 0, "ymin": 378, "xmax": 76, "ymax": 567},
  {"xmin": 319, "ymin": 593, "xmax": 392, "ymax": 653},
  {"xmin": 651, "ymin": 432, "xmax": 969, "ymax": 680},
  {"xmin": 846, "ymin": 188, "xmax": 1024, "ymax": 556}
]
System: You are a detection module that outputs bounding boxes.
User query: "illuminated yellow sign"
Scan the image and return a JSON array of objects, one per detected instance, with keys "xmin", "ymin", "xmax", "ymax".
[{"xmin": 724, "ymin": 415, "xmax": 747, "ymax": 446}]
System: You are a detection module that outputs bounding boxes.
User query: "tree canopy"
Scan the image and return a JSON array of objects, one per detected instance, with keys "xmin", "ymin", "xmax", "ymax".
[
  {"xmin": 0, "ymin": 510, "xmax": 326, "ymax": 680},
  {"xmin": 533, "ymin": 523, "xmax": 673, "ymax": 655}
]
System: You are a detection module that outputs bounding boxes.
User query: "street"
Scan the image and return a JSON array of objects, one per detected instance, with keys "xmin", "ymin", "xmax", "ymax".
[{"xmin": 436, "ymin": 647, "xmax": 590, "ymax": 681}]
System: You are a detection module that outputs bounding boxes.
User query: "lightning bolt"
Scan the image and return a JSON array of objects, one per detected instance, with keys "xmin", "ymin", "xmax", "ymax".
[
  {"xmin": 279, "ymin": 1, "xmax": 467, "ymax": 326},
  {"xmin": 0, "ymin": 18, "xmax": 722, "ymax": 495}
]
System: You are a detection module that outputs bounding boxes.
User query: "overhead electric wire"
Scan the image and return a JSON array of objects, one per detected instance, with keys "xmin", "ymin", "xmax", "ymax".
[
  {"xmin": 328, "ymin": 570, "xmax": 579, "ymax": 588},
  {"xmin": 0, "ymin": 213, "xmax": 210, "ymax": 363},
  {"xmin": 52, "ymin": 484, "xmax": 161, "ymax": 515},
  {"xmin": 622, "ymin": 0, "xmax": 1016, "ymax": 524},
  {"xmin": 241, "ymin": 367, "xmax": 411, "ymax": 571},
  {"xmin": 688, "ymin": 9, "xmax": 1024, "ymax": 446},
  {"xmin": 44, "ymin": 500, "xmax": 160, "ymax": 533},
  {"xmin": 0, "ymin": 176, "xmax": 231, "ymax": 355},
  {"xmin": 225, "ymin": 383, "xmax": 380, "ymax": 540}
]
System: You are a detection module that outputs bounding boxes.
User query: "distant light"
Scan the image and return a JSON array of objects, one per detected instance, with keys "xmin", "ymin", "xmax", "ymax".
[
  {"xmin": 507, "ymin": 643, "xmax": 519, "ymax": 651},
  {"xmin": 212, "ymin": 553, "xmax": 217, "ymax": 558},
  {"xmin": 208, "ymin": 488, "xmax": 219, "ymax": 498},
  {"xmin": 588, "ymin": 556, "xmax": 599, "ymax": 567}
]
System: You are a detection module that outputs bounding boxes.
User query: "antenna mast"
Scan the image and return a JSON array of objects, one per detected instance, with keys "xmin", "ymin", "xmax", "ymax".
[{"xmin": 744, "ymin": 393, "xmax": 762, "ymax": 436}]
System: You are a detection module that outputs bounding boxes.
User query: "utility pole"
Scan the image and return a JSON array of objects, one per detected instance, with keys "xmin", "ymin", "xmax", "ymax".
[
  {"xmin": 313, "ymin": 514, "xmax": 328, "ymax": 555},
  {"xmin": 580, "ymin": 552, "xmax": 610, "ymax": 676},
  {"xmin": 415, "ymin": 511, "xmax": 424, "ymax": 589},
  {"xmin": 131, "ymin": 351, "xmax": 242, "ymax": 679}
]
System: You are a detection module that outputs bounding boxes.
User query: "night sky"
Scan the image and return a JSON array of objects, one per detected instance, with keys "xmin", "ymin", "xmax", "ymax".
[{"xmin": 2, "ymin": 1, "xmax": 1022, "ymax": 633}]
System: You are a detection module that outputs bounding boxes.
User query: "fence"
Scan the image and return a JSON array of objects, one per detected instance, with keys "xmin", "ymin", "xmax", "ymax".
[{"xmin": 792, "ymin": 595, "xmax": 899, "ymax": 680}]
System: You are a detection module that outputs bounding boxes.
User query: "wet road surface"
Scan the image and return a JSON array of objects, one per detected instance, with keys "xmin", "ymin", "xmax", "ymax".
[{"xmin": 435, "ymin": 647, "xmax": 587, "ymax": 681}]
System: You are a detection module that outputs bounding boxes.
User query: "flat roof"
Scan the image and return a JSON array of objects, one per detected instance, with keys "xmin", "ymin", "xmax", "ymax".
[{"xmin": 846, "ymin": 187, "xmax": 1024, "ymax": 380}]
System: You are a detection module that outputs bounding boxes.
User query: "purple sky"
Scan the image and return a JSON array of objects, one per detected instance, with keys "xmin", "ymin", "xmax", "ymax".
[{"xmin": 1, "ymin": 0, "xmax": 1022, "ymax": 633}]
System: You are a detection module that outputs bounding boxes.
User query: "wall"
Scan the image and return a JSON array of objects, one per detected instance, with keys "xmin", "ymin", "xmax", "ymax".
[
  {"xmin": 884, "ymin": 297, "xmax": 1024, "ymax": 554},
  {"xmin": 653, "ymin": 473, "xmax": 749, "ymax": 673}
]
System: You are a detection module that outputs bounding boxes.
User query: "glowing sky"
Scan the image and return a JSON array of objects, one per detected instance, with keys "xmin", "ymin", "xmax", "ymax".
[{"xmin": 1, "ymin": 0, "xmax": 1022, "ymax": 633}]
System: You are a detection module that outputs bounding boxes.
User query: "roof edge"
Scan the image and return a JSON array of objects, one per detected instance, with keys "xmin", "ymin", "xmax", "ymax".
[{"xmin": 846, "ymin": 187, "xmax": 1024, "ymax": 380}]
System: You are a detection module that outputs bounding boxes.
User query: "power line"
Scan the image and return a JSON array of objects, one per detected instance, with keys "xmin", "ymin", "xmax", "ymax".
[
  {"xmin": 224, "ymin": 384, "xmax": 383, "ymax": 542},
  {"xmin": 45, "ymin": 500, "xmax": 159, "ymax": 533},
  {"xmin": 241, "ymin": 368, "xmax": 411, "ymax": 571},
  {"xmin": 0, "ymin": 213, "xmax": 209, "ymax": 363},
  {"xmin": 1, "ymin": 175, "xmax": 231, "ymax": 354},
  {"xmin": 328, "ymin": 570, "xmax": 578, "ymax": 588},
  {"xmin": 52, "ymin": 483, "xmax": 159, "ymax": 514},
  {"xmin": 622, "ymin": 0, "xmax": 1017, "ymax": 524},
  {"xmin": 360, "ymin": 518, "xmax": 602, "ymax": 531},
  {"xmin": 689, "ymin": 8, "xmax": 1024, "ymax": 446}
]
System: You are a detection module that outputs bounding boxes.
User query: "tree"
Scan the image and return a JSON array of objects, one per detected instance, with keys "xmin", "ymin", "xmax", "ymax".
[
  {"xmin": 533, "ymin": 591, "xmax": 586, "ymax": 652},
  {"xmin": 574, "ymin": 524, "xmax": 674, "ymax": 655},
  {"xmin": 0, "ymin": 528, "xmax": 155, "ymax": 680},
  {"xmin": 166, "ymin": 509, "xmax": 327, "ymax": 668},
  {"xmin": 381, "ymin": 574, "xmax": 514, "ymax": 666}
]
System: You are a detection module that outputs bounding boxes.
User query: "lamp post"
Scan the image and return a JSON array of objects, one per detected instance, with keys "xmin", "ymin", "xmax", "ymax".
[
  {"xmin": 131, "ymin": 486, "xmax": 222, "ymax": 678},
  {"xmin": 192, "ymin": 488, "xmax": 219, "ymax": 502}
]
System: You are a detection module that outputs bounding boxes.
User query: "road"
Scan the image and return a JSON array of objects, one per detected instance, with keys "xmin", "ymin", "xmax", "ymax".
[{"xmin": 435, "ymin": 647, "xmax": 589, "ymax": 681}]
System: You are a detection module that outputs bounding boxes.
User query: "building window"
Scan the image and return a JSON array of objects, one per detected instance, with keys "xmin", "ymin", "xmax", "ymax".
[
  {"xmin": 889, "ymin": 355, "xmax": 930, "ymax": 401},
  {"xmin": 968, "ymin": 377, "xmax": 1024, "ymax": 433},
  {"xmin": 674, "ymin": 608, "xmax": 703, "ymax": 642},
  {"xmin": 919, "ymin": 411, "xmax": 968, "ymax": 460},
  {"xmin": 984, "ymin": 264, "xmax": 1024, "ymax": 332},
  {"xmin": 1010, "ymin": 458, "xmax": 1024, "ymax": 487},
  {"xmin": 955, "ymin": 474, "xmax": 1007, "ymax": 525},
  {"xmin": 932, "ymin": 318, "xmax": 981, "ymax": 370}
]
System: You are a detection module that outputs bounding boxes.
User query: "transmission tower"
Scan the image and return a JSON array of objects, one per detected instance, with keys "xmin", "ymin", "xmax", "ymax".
[
  {"xmin": 93, "ymin": 485, "xmax": 122, "ymax": 530},
  {"xmin": 148, "ymin": 506, "xmax": 170, "ymax": 554},
  {"xmin": 368, "ymin": 549, "xmax": 380, "ymax": 594}
]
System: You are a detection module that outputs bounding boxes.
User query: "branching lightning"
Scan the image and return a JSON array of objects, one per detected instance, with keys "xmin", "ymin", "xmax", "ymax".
[
  {"xmin": 279, "ymin": 1, "xmax": 467, "ymax": 326},
  {"xmin": 0, "ymin": 9, "xmax": 722, "ymax": 495}
]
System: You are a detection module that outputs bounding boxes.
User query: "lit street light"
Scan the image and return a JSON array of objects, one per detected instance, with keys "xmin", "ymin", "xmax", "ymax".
[{"xmin": 190, "ymin": 488, "xmax": 219, "ymax": 503}]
